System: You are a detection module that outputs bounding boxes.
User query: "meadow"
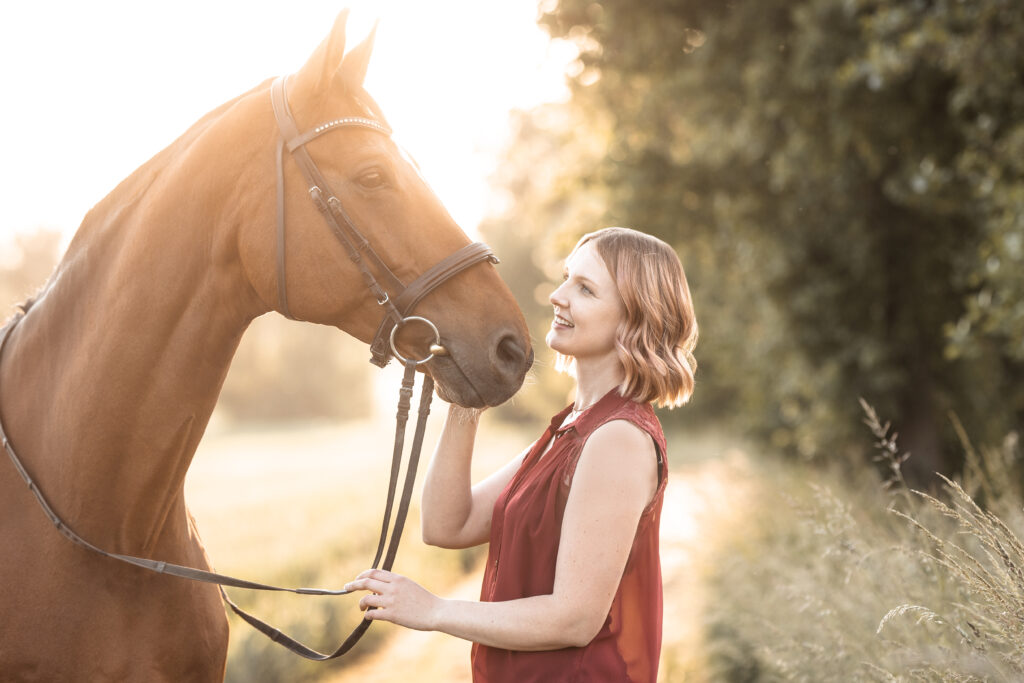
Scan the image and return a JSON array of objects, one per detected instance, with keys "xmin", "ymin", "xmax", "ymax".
[
  {"xmin": 185, "ymin": 411, "xmax": 497, "ymax": 683},
  {"xmin": 187, "ymin": 404, "xmax": 1024, "ymax": 682},
  {"xmin": 184, "ymin": 408, "xmax": 748, "ymax": 682}
]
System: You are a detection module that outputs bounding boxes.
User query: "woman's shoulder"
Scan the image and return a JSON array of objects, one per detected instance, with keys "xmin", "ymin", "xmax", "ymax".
[
  {"xmin": 592, "ymin": 397, "xmax": 665, "ymax": 449},
  {"xmin": 585, "ymin": 418, "xmax": 657, "ymax": 460},
  {"xmin": 573, "ymin": 411, "xmax": 664, "ymax": 506}
]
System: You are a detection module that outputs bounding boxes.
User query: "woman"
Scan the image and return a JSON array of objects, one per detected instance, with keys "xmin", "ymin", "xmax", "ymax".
[{"xmin": 346, "ymin": 227, "xmax": 698, "ymax": 681}]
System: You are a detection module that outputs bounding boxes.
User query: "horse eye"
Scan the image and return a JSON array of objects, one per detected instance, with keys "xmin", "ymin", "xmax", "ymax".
[{"xmin": 356, "ymin": 169, "xmax": 386, "ymax": 189}]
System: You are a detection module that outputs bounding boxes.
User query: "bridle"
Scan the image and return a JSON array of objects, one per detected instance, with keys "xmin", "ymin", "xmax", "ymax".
[
  {"xmin": 0, "ymin": 75, "xmax": 502, "ymax": 661},
  {"xmin": 269, "ymin": 75, "xmax": 499, "ymax": 368}
]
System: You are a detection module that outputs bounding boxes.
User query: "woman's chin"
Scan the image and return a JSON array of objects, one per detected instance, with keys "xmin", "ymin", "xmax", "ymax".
[{"xmin": 545, "ymin": 330, "xmax": 567, "ymax": 353}]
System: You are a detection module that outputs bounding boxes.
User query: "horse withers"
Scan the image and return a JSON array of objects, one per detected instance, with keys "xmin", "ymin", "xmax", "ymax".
[{"xmin": 0, "ymin": 11, "xmax": 531, "ymax": 681}]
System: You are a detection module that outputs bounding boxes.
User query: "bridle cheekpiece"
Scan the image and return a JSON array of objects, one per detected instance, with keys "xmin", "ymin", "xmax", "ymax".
[{"xmin": 269, "ymin": 75, "xmax": 499, "ymax": 367}]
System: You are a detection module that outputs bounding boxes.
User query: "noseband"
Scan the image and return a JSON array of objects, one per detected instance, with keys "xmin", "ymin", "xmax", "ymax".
[{"xmin": 270, "ymin": 75, "xmax": 498, "ymax": 367}]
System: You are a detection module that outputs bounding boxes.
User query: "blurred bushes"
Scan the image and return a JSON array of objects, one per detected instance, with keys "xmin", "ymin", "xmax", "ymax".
[
  {"xmin": 216, "ymin": 315, "xmax": 371, "ymax": 424},
  {"xmin": 483, "ymin": 0, "xmax": 1024, "ymax": 481}
]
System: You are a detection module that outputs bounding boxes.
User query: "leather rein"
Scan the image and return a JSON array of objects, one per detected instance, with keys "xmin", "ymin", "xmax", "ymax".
[{"xmin": 0, "ymin": 75, "xmax": 500, "ymax": 661}]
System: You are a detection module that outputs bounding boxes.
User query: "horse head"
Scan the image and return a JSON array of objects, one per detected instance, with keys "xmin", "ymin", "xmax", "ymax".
[{"xmin": 234, "ymin": 11, "xmax": 533, "ymax": 407}]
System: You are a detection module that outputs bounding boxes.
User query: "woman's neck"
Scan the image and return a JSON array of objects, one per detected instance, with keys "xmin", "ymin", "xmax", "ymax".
[{"xmin": 572, "ymin": 353, "xmax": 626, "ymax": 410}]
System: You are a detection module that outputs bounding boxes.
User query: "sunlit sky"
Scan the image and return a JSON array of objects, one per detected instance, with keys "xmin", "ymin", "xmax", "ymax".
[{"xmin": 0, "ymin": 1, "xmax": 574, "ymax": 249}]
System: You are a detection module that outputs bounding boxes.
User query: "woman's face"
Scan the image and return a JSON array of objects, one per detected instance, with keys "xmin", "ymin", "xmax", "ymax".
[{"xmin": 546, "ymin": 242, "xmax": 625, "ymax": 362}]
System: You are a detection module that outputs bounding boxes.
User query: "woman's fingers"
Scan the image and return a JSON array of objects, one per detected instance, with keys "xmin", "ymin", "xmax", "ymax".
[
  {"xmin": 352, "ymin": 568, "xmax": 394, "ymax": 582},
  {"xmin": 345, "ymin": 577, "xmax": 390, "ymax": 594},
  {"xmin": 359, "ymin": 592, "xmax": 387, "ymax": 611},
  {"xmin": 357, "ymin": 591, "xmax": 400, "ymax": 623},
  {"xmin": 346, "ymin": 568, "xmax": 397, "ymax": 594},
  {"xmin": 347, "ymin": 570, "xmax": 398, "ymax": 616}
]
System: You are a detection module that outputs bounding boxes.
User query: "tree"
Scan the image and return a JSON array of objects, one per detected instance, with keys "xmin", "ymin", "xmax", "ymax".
[
  {"xmin": 485, "ymin": 0, "xmax": 1024, "ymax": 481},
  {"xmin": 481, "ymin": 103, "xmax": 612, "ymax": 421}
]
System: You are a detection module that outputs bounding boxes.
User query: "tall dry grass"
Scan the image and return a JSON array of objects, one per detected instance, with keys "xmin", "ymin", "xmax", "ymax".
[{"xmin": 700, "ymin": 403, "xmax": 1024, "ymax": 681}]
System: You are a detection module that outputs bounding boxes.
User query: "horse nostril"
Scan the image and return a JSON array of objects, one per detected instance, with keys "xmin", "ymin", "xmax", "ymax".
[{"xmin": 493, "ymin": 333, "xmax": 530, "ymax": 374}]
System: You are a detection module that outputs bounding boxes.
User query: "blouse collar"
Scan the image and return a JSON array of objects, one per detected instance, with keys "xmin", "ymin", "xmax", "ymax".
[{"xmin": 551, "ymin": 386, "xmax": 629, "ymax": 436}]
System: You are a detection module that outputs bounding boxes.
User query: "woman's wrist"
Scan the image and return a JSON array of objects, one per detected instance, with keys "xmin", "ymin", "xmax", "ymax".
[
  {"xmin": 426, "ymin": 595, "xmax": 450, "ymax": 632},
  {"xmin": 447, "ymin": 404, "xmax": 484, "ymax": 425}
]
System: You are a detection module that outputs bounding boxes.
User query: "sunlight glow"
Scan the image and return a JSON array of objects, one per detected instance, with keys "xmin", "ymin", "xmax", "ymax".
[{"xmin": 0, "ymin": 1, "xmax": 576, "ymax": 247}]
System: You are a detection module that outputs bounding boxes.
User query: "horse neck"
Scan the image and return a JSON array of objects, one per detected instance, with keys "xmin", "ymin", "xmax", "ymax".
[{"xmin": 0, "ymin": 128, "xmax": 268, "ymax": 554}]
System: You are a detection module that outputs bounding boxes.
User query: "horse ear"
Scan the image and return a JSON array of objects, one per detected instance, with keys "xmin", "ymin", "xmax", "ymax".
[
  {"xmin": 294, "ymin": 10, "xmax": 350, "ymax": 96},
  {"xmin": 336, "ymin": 21, "xmax": 377, "ymax": 91}
]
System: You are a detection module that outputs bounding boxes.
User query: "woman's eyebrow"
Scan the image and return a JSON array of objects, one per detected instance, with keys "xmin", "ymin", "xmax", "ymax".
[{"xmin": 566, "ymin": 272, "xmax": 600, "ymax": 290}]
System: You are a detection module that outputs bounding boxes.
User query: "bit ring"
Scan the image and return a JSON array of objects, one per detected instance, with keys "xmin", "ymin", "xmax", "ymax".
[{"xmin": 389, "ymin": 316, "xmax": 442, "ymax": 366}]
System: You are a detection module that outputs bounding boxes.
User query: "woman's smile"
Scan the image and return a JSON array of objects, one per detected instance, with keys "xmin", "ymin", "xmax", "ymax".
[{"xmin": 545, "ymin": 242, "xmax": 625, "ymax": 361}]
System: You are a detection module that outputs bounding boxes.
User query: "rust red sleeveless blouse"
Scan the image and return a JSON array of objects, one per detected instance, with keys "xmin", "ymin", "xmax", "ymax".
[{"xmin": 471, "ymin": 388, "xmax": 668, "ymax": 682}]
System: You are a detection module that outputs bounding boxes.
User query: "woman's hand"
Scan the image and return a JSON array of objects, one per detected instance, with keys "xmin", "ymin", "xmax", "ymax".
[
  {"xmin": 420, "ymin": 405, "xmax": 528, "ymax": 549},
  {"xmin": 344, "ymin": 569, "xmax": 443, "ymax": 631}
]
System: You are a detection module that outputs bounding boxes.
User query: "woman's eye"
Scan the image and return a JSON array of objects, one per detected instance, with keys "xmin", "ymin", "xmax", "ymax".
[
  {"xmin": 580, "ymin": 284, "xmax": 593, "ymax": 295},
  {"xmin": 356, "ymin": 169, "xmax": 386, "ymax": 189}
]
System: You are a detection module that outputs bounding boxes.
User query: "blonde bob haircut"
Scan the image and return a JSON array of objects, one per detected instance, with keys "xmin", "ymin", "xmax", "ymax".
[{"xmin": 555, "ymin": 227, "xmax": 698, "ymax": 408}]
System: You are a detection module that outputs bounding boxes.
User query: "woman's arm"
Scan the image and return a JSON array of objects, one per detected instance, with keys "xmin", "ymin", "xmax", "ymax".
[
  {"xmin": 349, "ymin": 419, "xmax": 658, "ymax": 650},
  {"xmin": 419, "ymin": 405, "xmax": 530, "ymax": 549}
]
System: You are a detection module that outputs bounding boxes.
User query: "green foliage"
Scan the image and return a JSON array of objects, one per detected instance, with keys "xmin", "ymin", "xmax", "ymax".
[{"xmin": 486, "ymin": 0, "xmax": 1024, "ymax": 477}]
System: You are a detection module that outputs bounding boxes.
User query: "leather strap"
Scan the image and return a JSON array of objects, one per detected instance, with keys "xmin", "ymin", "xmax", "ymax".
[
  {"xmin": 271, "ymin": 76, "xmax": 404, "ymax": 324},
  {"xmin": 218, "ymin": 362, "xmax": 435, "ymax": 660},
  {"xmin": 269, "ymin": 76, "xmax": 500, "ymax": 367},
  {"xmin": 368, "ymin": 242, "xmax": 499, "ymax": 364},
  {"xmin": 274, "ymin": 135, "xmax": 294, "ymax": 320},
  {"xmin": 0, "ymin": 313, "xmax": 434, "ymax": 661}
]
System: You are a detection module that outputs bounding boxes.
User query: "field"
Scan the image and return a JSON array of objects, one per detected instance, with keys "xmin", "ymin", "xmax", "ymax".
[
  {"xmin": 184, "ymin": 412, "xmax": 747, "ymax": 682},
  {"xmin": 186, "ymin": 403, "xmax": 1024, "ymax": 682}
]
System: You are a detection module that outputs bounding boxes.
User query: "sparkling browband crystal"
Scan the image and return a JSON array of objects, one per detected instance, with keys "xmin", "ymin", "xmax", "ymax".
[{"xmin": 314, "ymin": 117, "xmax": 391, "ymax": 135}]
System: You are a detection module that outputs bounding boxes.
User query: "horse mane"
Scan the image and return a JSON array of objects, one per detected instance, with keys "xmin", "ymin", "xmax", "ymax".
[{"xmin": 1, "ymin": 296, "xmax": 35, "ymax": 336}]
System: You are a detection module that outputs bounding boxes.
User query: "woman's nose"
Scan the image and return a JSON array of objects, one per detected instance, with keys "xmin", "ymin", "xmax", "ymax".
[{"xmin": 549, "ymin": 282, "xmax": 567, "ymax": 307}]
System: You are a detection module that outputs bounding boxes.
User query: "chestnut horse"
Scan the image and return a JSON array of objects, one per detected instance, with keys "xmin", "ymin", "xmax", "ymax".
[{"xmin": 0, "ymin": 12, "xmax": 531, "ymax": 681}]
